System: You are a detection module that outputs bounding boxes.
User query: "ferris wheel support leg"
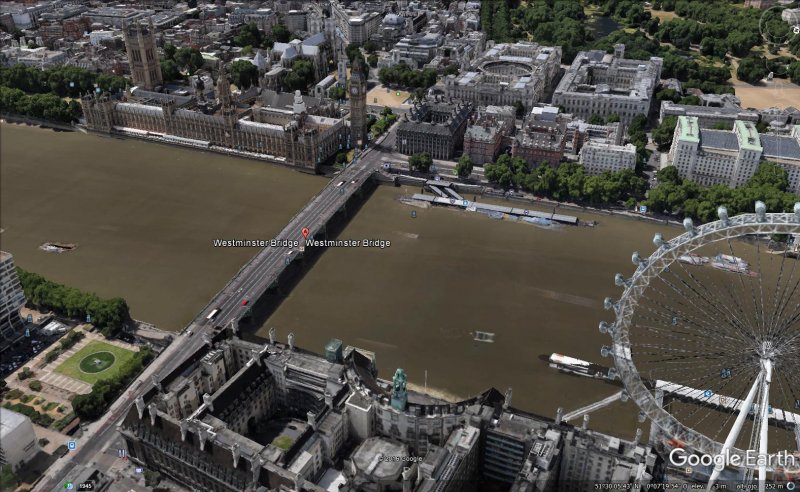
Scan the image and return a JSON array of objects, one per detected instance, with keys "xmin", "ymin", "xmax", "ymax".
[
  {"xmin": 795, "ymin": 425, "xmax": 800, "ymax": 452},
  {"xmin": 758, "ymin": 359, "xmax": 773, "ymax": 492},
  {"xmin": 706, "ymin": 371, "xmax": 764, "ymax": 492}
]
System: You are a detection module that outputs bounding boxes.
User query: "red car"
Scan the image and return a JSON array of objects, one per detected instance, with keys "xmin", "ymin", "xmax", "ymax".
[{"xmin": 241, "ymin": 299, "xmax": 249, "ymax": 306}]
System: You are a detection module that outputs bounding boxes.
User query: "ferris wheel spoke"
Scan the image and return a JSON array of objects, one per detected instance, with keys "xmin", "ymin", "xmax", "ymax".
[
  {"xmin": 727, "ymin": 238, "xmax": 767, "ymax": 340},
  {"xmin": 633, "ymin": 309, "xmax": 751, "ymax": 359},
  {"xmin": 672, "ymin": 255, "xmax": 757, "ymax": 339},
  {"xmin": 657, "ymin": 267, "xmax": 755, "ymax": 342},
  {"xmin": 755, "ymin": 238, "xmax": 768, "ymax": 338},
  {"xmin": 638, "ymin": 281, "xmax": 751, "ymax": 348},
  {"xmin": 632, "ymin": 316, "xmax": 746, "ymax": 349},
  {"xmin": 765, "ymin": 248, "xmax": 794, "ymax": 339}
]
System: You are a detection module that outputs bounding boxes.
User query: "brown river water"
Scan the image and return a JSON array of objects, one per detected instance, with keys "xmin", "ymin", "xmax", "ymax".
[{"xmin": 3, "ymin": 123, "xmax": 737, "ymax": 439}]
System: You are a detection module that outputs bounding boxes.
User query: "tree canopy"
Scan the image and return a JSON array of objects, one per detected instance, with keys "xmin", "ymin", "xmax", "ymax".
[
  {"xmin": 283, "ymin": 59, "xmax": 316, "ymax": 92},
  {"xmin": 646, "ymin": 162, "xmax": 798, "ymax": 223},
  {"xmin": 409, "ymin": 152, "xmax": 433, "ymax": 173},
  {"xmin": 230, "ymin": 60, "xmax": 258, "ymax": 89},
  {"xmin": 378, "ymin": 63, "xmax": 437, "ymax": 89},
  {"xmin": 17, "ymin": 268, "xmax": 131, "ymax": 338}
]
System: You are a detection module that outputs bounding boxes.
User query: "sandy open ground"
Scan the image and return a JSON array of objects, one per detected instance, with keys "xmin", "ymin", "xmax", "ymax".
[
  {"xmin": 367, "ymin": 84, "xmax": 411, "ymax": 107},
  {"xmin": 734, "ymin": 78, "xmax": 800, "ymax": 109}
]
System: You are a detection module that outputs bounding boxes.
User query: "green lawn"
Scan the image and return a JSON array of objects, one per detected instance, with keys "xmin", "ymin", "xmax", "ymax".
[{"xmin": 54, "ymin": 341, "xmax": 136, "ymax": 384}]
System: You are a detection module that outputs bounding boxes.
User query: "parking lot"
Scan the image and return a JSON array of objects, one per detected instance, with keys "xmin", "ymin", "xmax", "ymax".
[{"xmin": 1, "ymin": 328, "xmax": 64, "ymax": 377}]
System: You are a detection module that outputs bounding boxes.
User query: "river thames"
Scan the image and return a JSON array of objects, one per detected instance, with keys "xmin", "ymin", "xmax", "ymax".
[{"xmin": 1, "ymin": 124, "xmax": 681, "ymax": 438}]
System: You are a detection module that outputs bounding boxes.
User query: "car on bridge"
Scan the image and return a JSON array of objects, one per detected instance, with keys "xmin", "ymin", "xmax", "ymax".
[{"xmin": 241, "ymin": 299, "xmax": 249, "ymax": 306}]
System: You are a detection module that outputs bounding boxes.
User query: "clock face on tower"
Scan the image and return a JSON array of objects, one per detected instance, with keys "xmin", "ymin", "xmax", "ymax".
[{"xmin": 351, "ymin": 87, "xmax": 358, "ymax": 96}]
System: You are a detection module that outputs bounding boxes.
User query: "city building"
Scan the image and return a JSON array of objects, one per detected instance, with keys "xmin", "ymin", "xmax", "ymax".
[
  {"xmin": 579, "ymin": 141, "xmax": 637, "ymax": 175},
  {"xmin": 512, "ymin": 106, "xmax": 567, "ymax": 168},
  {"xmin": 372, "ymin": 13, "xmax": 408, "ymax": 50},
  {"xmin": 271, "ymin": 32, "xmax": 330, "ymax": 82},
  {"xmin": 349, "ymin": 56, "xmax": 369, "ymax": 149},
  {"xmin": 558, "ymin": 425, "xmax": 655, "ymax": 492},
  {"xmin": 229, "ymin": 7, "xmax": 277, "ymax": 32},
  {"xmin": 123, "ymin": 20, "xmax": 163, "ymax": 91},
  {"xmin": 463, "ymin": 105, "xmax": 515, "ymax": 165},
  {"xmin": 391, "ymin": 32, "xmax": 444, "ymax": 67},
  {"xmin": 0, "ymin": 408, "xmax": 40, "ymax": 472},
  {"xmin": 0, "ymin": 251, "xmax": 26, "ymax": 352},
  {"xmin": 659, "ymin": 100, "xmax": 761, "ymax": 129},
  {"xmin": 668, "ymin": 116, "xmax": 800, "ymax": 192},
  {"xmin": 744, "ymin": 0, "xmax": 775, "ymax": 9},
  {"xmin": 118, "ymin": 323, "xmax": 659, "ymax": 492},
  {"xmin": 445, "ymin": 42, "xmax": 562, "ymax": 110},
  {"xmin": 82, "ymin": 64, "xmax": 348, "ymax": 172},
  {"xmin": 416, "ymin": 425, "xmax": 480, "ymax": 492},
  {"xmin": 552, "ymin": 45, "xmax": 662, "ymax": 125},
  {"xmin": 396, "ymin": 99, "xmax": 473, "ymax": 159},
  {"xmin": 87, "ymin": 7, "xmax": 149, "ymax": 28},
  {"xmin": 331, "ymin": 1, "xmax": 383, "ymax": 46}
]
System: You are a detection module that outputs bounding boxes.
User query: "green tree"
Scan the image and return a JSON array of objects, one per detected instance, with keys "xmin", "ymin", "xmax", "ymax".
[
  {"xmin": 273, "ymin": 23, "xmax": 291, "ymax": 43},
  {"xmin": 737, "ymin": 56, "xmax": 769, "ymax": 84},
  {"xmin": 588, "ymin": 114, "xmax": 605, "ymax": 125},
  {"xmin": 747, "ymin": 161, "xmax": 789, "ymax": 191},
  {"xmin": 409, "ymin": 152, "xmax": 433, "ymax": 173},
  {"xmin": 17, "ymin": 268, "xmax": 130, "ymax": 337},
  {"xmin": 455, "ymin": 155, "xmax": 474, "ymax": 178},
  {"xmin": 329, "ymin": 85, "xmax": 346, "ymax": 100},
  {"xmin": 160, "ymin": 59, "xmax": 181, "ymax": 81},
  {"xmin": 367, "ymin": 53, "xmax": 378, "ymax": 68},
  {"xmin": 28, "ymin": 380, "xmax": 42, "ymax": 392},
  {"xmin": 363, "ymin": 40, "xmax": 378, "ymax": 54},
  {"xmin": 234, "ymin": 22, "xmax": 262, "ymax": 48},
  {"xmin": 17, "ymin": 367, "xmax": 33, "ymax": 381},
  {"xmin": 656, "ymin": 165, "xmax": 681, "ymax": 185},
  {"xmin": 606, "ymin": 113, "xmax": 620, "ymax": 123},
  {"xmin": 652, "ymin": 116, "xmax": 678, "ymax": 152},
  {"xmin": 0, "ymin": 464, "xmax": 18, "ymax": 492},
  {"xmin": 163, "ymin": 43, "xmax": 177, "ymax": 61},
  {"xmin": 283, "ymin": 59, "xmax": 316, "ymax": 92},
  {"xmin": 378, "ymin": 63, "xmax": 437, "ymax": 89},
  {"xmin": 230, "ymin": 60, "xmax": 258, "ymax": 89},
  {"xmin": 174, "ymin": 47, "xmax": 204, "ymax": 73},
  {"xmin": 144, "ymin": 470, "xmax": 162, "ymax": 487}
]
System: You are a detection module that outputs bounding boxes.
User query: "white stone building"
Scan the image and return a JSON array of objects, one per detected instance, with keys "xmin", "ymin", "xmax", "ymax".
[
  {"xmin": 552, "ymin": 44, "xmax": 662, "ymax": 125},
  {"xmin": 668, "ymin": 116, "xmax": 800, "ymax": 193},
  {"xmin": 579, "ymin": 142, "xmax": 637, "ymax": 175},
  {"xmin": 445, "ymin": 42, "xmax": 561, "ymax": 110},
  {"xmin": 0, "ymin": 408, "xmax": 40, "ymax": 471}
]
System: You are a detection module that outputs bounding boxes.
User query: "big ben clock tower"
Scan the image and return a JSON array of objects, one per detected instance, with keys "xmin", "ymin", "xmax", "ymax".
[{"xmin": 349, "ymin": 56, "xmax": 368, "ymax": 149}]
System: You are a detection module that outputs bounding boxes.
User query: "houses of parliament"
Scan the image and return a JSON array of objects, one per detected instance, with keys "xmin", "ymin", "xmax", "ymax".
[{"xmin": 82, "ymin": 22, "xmax": 367, "ymax": 172}]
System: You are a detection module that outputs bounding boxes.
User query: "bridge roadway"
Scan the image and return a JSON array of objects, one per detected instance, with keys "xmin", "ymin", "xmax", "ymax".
[{"xmin": 35, "ymin": 127, "xmax": 398, "ymax": 491}]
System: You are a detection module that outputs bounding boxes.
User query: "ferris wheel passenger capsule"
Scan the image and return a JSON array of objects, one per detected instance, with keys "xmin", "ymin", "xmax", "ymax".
[
  {"xmin": 607, "ymin": 367, "xmax": 618, "ymax": 380},
  {"xmin": 600, "ymin": 345, "xmax": 612, "ymax": 358},
  {"xmin": 631, "ymin": 251, "xmax": 646, "ymax": 267},
  {"xmin": 603, "ymin": 297, "xmax": 616, "ymax": 311},
  {"xmin": 755, "ymin": 200, "xmax": 767, "ymax": 221},
  {"xmin": 653, "ymin": 232, "xmax": 665, "ymax": 249},
  {"xmin": 683, "ymin": 217, "xmax": 695, "ymax": 235},
  {"xmin": 717, "ymin": 206, "xmax": 729, "ymax": 224},
  {"xmin": 614, "ymin": 273, "xmax": 629, "ymax": 287},
  {"xmin": 794, "ymin": 202, "xmax": 800, "ymax": 220},
  {"xmin": 599, "ymin": 321, "xmax": 611, "ymax": 334}
]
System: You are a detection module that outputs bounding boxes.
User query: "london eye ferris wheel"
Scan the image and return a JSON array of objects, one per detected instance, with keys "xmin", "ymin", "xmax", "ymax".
[{"xmin": 599, "ymin": 202, "xmax": 800, "ymax": 491}]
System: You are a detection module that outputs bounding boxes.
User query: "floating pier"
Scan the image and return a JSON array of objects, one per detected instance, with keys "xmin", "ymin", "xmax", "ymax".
[{"xmin": 411, "ymin": 193, "xmax": 579, "ymax": 225}]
